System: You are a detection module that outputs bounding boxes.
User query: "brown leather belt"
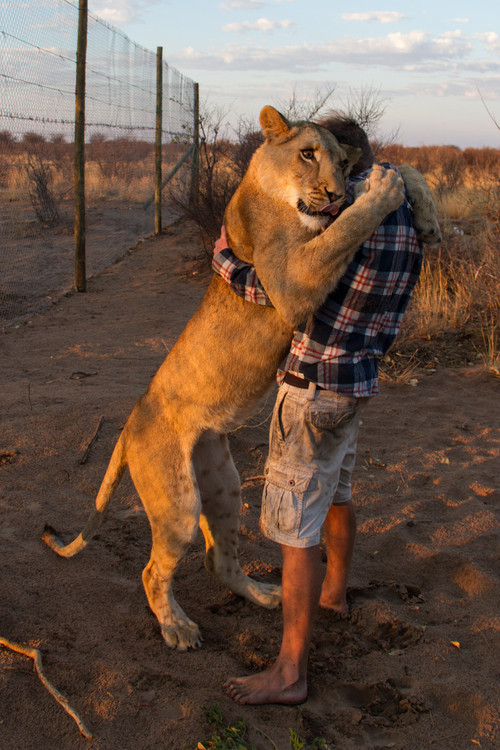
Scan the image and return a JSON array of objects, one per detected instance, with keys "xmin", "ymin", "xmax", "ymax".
[{"xmin": 283, "ymin": 372, "xmax": 322, "ymax": 390}]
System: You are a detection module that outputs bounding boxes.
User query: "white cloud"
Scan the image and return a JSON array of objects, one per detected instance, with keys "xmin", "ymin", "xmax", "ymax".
[
  {"xmin": 403, "ymin": 59, "xmax": 500, "ymax": 75},
  {"xmin": 477, "ymin": 31, "xmax": 500, "ymax": 54},
  {"xmin": 342, "ymin": 12, "xmax": 405, "ymax": 23},
  {"xmin": 220, "ymin": 0, "xmax": 267, "ymax": 9},
  {"xmin": 453, "ymin": 18, "xmax": 470, "ymax": 23},
  {"xmin": 90, "ymin": 0, "xmax": 159, "ymax": 26},
  {"xmin": 407, "ymin": 78, "xmax": 500, "ymax": 100},
  {"xmin": 223, "ymin": 18, "xmax": 293, "ymax": 33},
  {"xmin": 220, "ymin": 0, "xmax": 294, "ymax": 7},
  {"xmin": 174, "ymin": 30, "xmax": 474, "ymax": 73}
]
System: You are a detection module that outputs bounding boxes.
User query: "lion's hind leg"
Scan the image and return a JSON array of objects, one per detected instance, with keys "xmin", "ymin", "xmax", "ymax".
[
  {"xmin": 127, "ymin": 437, "xmax": 203, "ymax": 650},
  {"xmin": 194, "ymin": 432, "xmax": 282, "ymax": 609},
  {"xmin": 142, "ymin": 553, "xmax": 201, "ymax": 651},
  {"xmin": 398, "ymin": 164, "xmax": 442, "ymax": 245}
]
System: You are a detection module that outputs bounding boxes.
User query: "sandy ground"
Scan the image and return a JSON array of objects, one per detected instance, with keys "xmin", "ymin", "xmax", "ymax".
[
  {"xmin": 0, "ymin": 199, "xmax": 168, "ymax": 324},
  {"xmin": 0, "ymin": 221, "xmax": 498, "ymax": 750}
]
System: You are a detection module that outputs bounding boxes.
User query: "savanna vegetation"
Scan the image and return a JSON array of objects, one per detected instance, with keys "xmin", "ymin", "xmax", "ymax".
[
  {"xmin": 1, "ymin": 94, "xmax": 498, "ymax": 377},
  {"xmin": 0, "ymin": 129, "xmax": 189, "ymax": 211},
  {"xmin": 167, "ymin": 100, "xmax": 499, "ymax": 380}
]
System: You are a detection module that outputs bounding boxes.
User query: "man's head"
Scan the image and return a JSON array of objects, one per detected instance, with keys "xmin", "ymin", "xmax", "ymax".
[{"xmin": 317, "ymin": 113, "xmax": 374, "ymax": 176}]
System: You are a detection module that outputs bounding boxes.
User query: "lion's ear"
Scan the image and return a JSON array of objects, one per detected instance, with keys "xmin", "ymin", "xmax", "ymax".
[
  {"xmin": 340, "ymin": 144, "xmax": 362, "ymax": 172},
  {"xmin": 259, "ymin": 106, "xmax": 291, "ymax": 143}
]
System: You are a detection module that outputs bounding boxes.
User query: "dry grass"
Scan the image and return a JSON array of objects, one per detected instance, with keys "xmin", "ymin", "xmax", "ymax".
[
  {"xmin": 0, "ymin": 139, "xmax": 189, "ymax": 208},
  {"xmin": 391, "ymin": 216, "xmax": 499, "ymax": 375},
  {"xmin": 373, "ymin": 142, "xmax": 500, "ymax": 377},
  {"xmin": 1, "ymin": 137, "xmax": 498, "ymax": 375}
]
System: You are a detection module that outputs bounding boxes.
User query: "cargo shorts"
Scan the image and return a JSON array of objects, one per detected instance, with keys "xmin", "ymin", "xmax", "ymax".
[{"xmin": 260, "ymin": 379, "xmax": 364, "ymax": 548}]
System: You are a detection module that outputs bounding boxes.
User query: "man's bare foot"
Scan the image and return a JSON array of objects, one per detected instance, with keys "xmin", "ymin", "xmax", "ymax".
[
  {"xmin": 224, "ymin": 662, "xmax": 307, "ymax": 705},
  {"xmin": 319, "ymin": 589, "xmax": 350, "ymax": 617}
]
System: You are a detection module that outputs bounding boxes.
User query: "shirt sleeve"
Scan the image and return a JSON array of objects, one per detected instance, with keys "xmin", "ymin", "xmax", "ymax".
[{"xmin": 212, "ymin": 246, "xmax": 274, "ymax": 307}]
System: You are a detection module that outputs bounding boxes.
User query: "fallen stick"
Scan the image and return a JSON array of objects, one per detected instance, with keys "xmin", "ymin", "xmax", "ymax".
[
  {"xmin": 79, "ymin": 416, "xmax": 105, "ymax": 465},
  {"xmin": 0, "ymin": 637, "xmax": 93, "ymax": 739},
  {"xmin": 240, "ymin": 475, "xmax": 266, "ymax": 489}
]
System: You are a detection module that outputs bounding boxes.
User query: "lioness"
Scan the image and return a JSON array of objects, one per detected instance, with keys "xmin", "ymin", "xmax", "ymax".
[{"xmin": 43, "ymin": 106, "xmax": 439, "ymax": 651}]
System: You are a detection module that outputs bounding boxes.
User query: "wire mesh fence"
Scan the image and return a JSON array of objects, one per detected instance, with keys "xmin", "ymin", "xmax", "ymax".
[{"xmin": 0, "ymin": 0, "xmax": 196, "ymax": 325}]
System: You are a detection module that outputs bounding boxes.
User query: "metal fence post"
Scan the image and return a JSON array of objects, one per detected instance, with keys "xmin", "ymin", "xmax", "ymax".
[
  {"xmin": 189, "ymin": 82, "xmax": 199, "ymax": 209},
  {"xmin": 155, "ymin": 46, "xmax": 163, "ymax": 235},
  {"xmin": 74, "ymin": 0, "xmax": 88, "ymax": 292}
]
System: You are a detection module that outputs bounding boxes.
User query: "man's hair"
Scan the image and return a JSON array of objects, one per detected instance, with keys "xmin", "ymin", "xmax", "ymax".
[{"xmin": 316, "ymin": 112, "xmax": 374, "ymax": 175}]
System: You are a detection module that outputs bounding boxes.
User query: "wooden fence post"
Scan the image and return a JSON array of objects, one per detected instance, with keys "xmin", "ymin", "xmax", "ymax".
[
  {"xmin": 155, "ymin": 46, "xmax": 163, "ymax": 235},
  {"xmin": 74, "ymin": 0, "xmax": 87, "ymax": 292},
  {"xmin": 189, "ymin": 82, "xmax": 199, "ymax": 209}
]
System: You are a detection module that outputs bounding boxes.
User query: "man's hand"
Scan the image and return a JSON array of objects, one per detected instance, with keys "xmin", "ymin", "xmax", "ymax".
[{"xmin": 213, "ymin": 225, "xmax": 228, "ymax": 257}]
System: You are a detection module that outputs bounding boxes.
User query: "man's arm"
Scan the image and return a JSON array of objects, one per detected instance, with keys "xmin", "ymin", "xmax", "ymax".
[{"xmin": 212, "ymin": 226, "xmax": 273, "ymax": 307}]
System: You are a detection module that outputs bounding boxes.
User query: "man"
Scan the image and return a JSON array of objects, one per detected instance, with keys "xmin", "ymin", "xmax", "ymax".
[{"xmin": 212, "ymin": 115, "xmax": 423, "ymax": 705}]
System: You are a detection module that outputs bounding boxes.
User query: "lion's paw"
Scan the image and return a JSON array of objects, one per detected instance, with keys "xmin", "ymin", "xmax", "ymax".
[
  {"xmin": 161, "ymin": 618, "xmax": 202, "ymax": 651},
  {"xmin": 369, "ymin": 165, "xmax": 404, "ymax": 208},
  {"xmin": 243, "ymin": 579, "xmax": 282, "ymax": 609},
  {"xmin": 160, "ymin": 605, "xmax": 203, "ymax": 651},
  {"xmin": 355, "ymin": 165, "xmax": 404, "ymax": 215}
]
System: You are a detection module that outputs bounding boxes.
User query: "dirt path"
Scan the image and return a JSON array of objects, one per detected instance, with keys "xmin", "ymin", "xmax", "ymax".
[{"xmin": 1, "ymin": 222, "xmax": 498, "ymax": 749}]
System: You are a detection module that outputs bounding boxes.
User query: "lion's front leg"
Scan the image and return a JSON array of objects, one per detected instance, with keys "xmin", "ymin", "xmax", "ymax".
[
  {"xmin": 256, "ymin": 165, "xmax": 406, "ymax": 329},
  {"xmin": 194, "ymin": 432, "xmax": 282, "ymax": 609}
]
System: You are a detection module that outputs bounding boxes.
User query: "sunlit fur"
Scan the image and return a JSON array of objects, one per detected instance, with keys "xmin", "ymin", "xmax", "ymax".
[
  {"xmin": 43, "ymin": 107, "xmax": 417, "ymax": 652},
  {"xmin": 397, "ymin": 164, "xmax": 442, "ymax": 245}
]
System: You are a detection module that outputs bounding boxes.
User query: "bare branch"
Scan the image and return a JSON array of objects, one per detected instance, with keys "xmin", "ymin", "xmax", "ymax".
[
  {"xmin": 476, "ymin": 85, "xmax": 500, "ymax": 131},
  {"xmin": 274, "ymin": 84, "xmax": 338, "ymax": 121},
  {"xmin": 0, "ymin": 637, "xmax": 93, "ymax": 739},
  {"xmin": 340, "ymin": 85, "xmax": 388, "ymax": 138}
]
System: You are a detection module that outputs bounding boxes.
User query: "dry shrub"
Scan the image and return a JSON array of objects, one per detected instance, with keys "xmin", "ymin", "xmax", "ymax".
[
  {"xmin": 434, "ymin": 189, "xmax": 476, "ymax": 221},
  {"xmin": 187, "ymin": 148, "xmax": 242, "ymax": 250},
  {"xmin": 88, "ymin": 135, "xmax": 153, "ymax": 188},
  {"xmin": 0, "ymin": 138, "xmax": 72, "ymax": 208},
  {"xmin": 25, "ymin": 152, "xmax": 60, "ymax": 224},
  {"xmin": 378, "ymin": 143, "xmax": 500, "ymax": 194},
  {"xmin": 168, "ymin": 111, "xmax": 264, "ymax": 254},
  {"xmin": 378, "ymin": 141, "xmax": 499, "ymax": 372},
  {"xmin": 396, "ymin": 220, "xmax": 499, "ymax": 369},
  {"xmin": 84, "ymin": 159, "xmax": 153, "ymax": 203}
]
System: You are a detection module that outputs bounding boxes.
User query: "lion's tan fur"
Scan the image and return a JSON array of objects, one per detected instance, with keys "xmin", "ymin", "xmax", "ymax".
[
  {"xmin": 43, "ymin": 107, "xmax": 438, "ymax": 651},
  {"xmin": 398, "ymin": 164, "xmax": 441, "ymax": 245}
]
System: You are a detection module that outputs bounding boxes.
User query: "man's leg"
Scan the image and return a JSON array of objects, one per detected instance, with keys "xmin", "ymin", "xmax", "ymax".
[
  {"xmin": 319, "ymin": 501, "xmax": 356, "ymax": 615},
  {"xmin": 224, "ymin": 543, "xmax": 322, "ymax": 705}
]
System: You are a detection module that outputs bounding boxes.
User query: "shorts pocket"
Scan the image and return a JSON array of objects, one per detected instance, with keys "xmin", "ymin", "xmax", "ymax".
[
  {"xmin": 307, "ymin": 397, "xmax": 358, "ymax": 431},
  {"xmin": 262, "ymin": 462, "xmax": 313, "ymax": 537},
  {"xmin": 273, "ymin": 388, "xmax": 300, "ymax": 444}
]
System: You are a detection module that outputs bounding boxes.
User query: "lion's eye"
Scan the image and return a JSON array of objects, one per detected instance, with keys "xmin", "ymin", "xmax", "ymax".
[{"xmin": 301, "ymin": 149, "xmax": 315, "ymax": 161}]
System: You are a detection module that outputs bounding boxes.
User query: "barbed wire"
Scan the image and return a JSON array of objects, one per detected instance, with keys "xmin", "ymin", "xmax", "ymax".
[
  {"xmin": 0, "ymin": 110, "xmax": 188, "ymax": 138},
  {"xmin": 1, "ymin": 29, "xmax": 172, "ymax": 98},
  {"xmin": 1, "ymin": 73, "xmax": 158, "ymax": 118},
  {"xmin": 1, "ymin": 0, "xmax": 196, "ymax": 326},
  {"xmin": 1, "ymin": 30, "xmax": 73, "ymax": 64}
]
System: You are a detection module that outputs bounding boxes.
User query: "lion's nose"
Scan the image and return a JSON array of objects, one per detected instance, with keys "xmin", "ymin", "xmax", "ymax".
[{"xmin": 325, "ymin": 189, "xmax": 340, "ymax": 202}]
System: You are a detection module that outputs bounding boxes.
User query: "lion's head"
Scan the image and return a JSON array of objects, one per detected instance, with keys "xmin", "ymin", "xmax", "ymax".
[{"xmin": 250, "ymin": 106, "xmax": 361, "ymax": 233}]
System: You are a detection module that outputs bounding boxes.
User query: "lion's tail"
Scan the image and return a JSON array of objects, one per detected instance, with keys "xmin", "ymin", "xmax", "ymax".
[{"xmin": 42, "ymin": 434, "xmax": 127, "ymax": 558}]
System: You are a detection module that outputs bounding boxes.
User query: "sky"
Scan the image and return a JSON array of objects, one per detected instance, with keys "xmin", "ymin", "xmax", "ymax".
[{"xmin": 88, "ymin": 0, "xmax": 500, "ymax": 148}]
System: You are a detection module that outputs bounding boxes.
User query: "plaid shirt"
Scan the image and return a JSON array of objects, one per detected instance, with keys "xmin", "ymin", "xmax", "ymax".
[
  {"xmin": 212, "ymin": 165, "xmax": 423, "ymax": 397},
  {"xmin": 212, "ymin": 249, "xmax": 274, "ymax": 307}
]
